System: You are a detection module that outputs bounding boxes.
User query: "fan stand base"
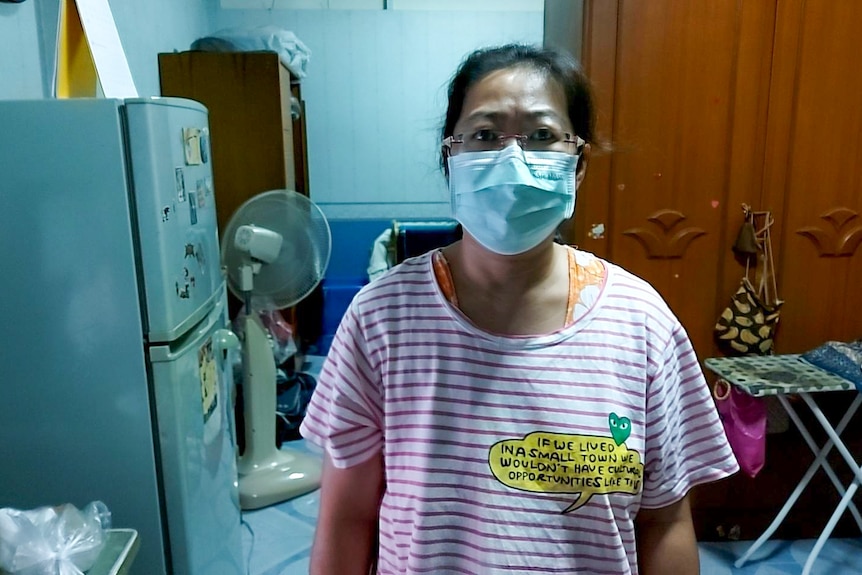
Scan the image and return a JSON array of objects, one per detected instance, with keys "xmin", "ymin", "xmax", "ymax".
[
  {"xmin": 236, "ymin": 312, "xmax": 322, "ymax": 510},
  {"xmin": 238, "ymin": 447, "xmax": 322, "ymax": 510}
]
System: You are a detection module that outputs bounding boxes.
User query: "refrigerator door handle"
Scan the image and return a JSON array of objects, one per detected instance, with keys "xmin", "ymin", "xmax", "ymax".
[
  {"xmin": 150, "ymin": 287, "xmax": 229, "ymax": 364},
  {"xmin": 213, "ymin": 328, "xmax": 240, "ymax": 372}
]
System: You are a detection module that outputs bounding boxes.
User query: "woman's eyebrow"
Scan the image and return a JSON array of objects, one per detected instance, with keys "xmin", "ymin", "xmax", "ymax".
[{"xmin": 462, "ymin": 108, "xmax": 565, "ymax": 124}]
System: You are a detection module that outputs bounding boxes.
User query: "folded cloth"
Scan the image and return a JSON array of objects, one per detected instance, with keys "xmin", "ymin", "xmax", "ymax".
[
  {"xmin": 800, "ymin": 340, "xmax": 862, "ymax": 391},
  {"xmin": 191, "ymin": 26, "xmax": 311, "ymax": 78}
]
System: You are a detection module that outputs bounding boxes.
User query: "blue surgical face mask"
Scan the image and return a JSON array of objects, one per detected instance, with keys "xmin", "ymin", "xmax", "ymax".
[{"xmin": 447, "ymin": 144, "xmax": 579, "ymax": 255}]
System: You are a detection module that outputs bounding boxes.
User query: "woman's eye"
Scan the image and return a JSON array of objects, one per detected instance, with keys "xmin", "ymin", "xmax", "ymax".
[
  {"xmin": 530, "ymin": 128, "xmax": 555, "ymax": 142},
  {"xmin": 473, "ymin": 129, "xmax": 499, "ymax": 142}
]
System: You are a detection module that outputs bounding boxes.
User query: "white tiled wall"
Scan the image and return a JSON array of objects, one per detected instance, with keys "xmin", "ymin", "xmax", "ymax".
[
  {"xmin": 212, "ymin": 7, "xmax": 544, "ymax": 220},
  {"xmin": 2, "ymin": 1, "xmax": 542, "ymax": 219},
  {"xmin": 0, "ymin": 2, "xmax": 43, "ymax": 99}
]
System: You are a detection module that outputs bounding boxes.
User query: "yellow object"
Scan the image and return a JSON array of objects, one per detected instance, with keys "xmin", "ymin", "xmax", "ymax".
[
  {"xmin": 488, "ymin": 430, "xmax": 643, "ymax": 513},
  {"xmin": 56, "ymin": 0, "xmax": 98, "ymax": 98}
]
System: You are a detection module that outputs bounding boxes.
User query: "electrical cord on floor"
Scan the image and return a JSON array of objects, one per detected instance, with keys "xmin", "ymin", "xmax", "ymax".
[{"xmin": 242, "ymin": 515, "xmax": 256, "ymax": 575}]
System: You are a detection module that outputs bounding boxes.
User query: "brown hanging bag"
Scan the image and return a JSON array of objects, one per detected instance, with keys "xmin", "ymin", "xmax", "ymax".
[{"xmin": 715, "ymin": 206, "xmax": 784, "ymax": 355}]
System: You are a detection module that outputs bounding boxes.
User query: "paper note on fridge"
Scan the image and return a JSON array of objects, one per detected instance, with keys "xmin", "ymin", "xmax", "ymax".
[{"xmin": 183, "ymin": 128, "xmax": 203, "ymax": 165}]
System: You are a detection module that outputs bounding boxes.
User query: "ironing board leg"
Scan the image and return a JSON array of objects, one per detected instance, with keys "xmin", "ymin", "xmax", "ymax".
[
  {"xmin": 784, "ymin": 394, "xmax": 862, "ymax": 531},
  {"xmin": 801, "ymin": 393, "xmax": 862, "ymax": 485},
  {"xmin": 802, "ymin": 479, "xmax": 860, "ymax": 575},
  {"xmin": 734, "ymin": 393, "xmax": 860, "ymax": 569},
  {"xmin": 797, "ymin": 393, "xmax": 862, "ymax": 575}
]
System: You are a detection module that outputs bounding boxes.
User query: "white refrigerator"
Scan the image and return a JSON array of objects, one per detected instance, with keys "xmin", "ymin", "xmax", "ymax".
[{"xmin": 0, "ymin": 98, "xmax": 244, "ymax": 574}]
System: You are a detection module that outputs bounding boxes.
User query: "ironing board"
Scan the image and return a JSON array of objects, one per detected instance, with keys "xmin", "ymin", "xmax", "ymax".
[{"xmin": 704, "ymin": 354, "xmax": 862, "ymax": 575}]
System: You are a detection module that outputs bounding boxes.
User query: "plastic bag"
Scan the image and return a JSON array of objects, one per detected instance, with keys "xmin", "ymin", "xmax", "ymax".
[
  {"xmin": 276, "ymin": 370, "xmax": 318, "ymax": 444},
  {"xmin": 367, "ymin": 228, "xmax": 396, "ymax": 282},
  {"xmin": 0, "ymin": 501, "xmax": 111, "ymax": 575},
  {"xmin": 713, "ymin": 379, "xmax": 767, "ymax": 478},
  {"xmin": 232, "ymin": 307, "xmax": 297, "ymax": 366}
]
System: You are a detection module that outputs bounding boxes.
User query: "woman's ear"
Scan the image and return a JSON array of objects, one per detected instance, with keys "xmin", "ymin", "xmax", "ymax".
[{"xmin": 575, "ymin": 142, "xmax": 591, "ymax": 187}]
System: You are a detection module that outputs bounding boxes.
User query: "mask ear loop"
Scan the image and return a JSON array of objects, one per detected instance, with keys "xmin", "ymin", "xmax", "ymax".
[
  {"xmin": 573, "ymin": 137, "xmax": 587, "ymax": 190},
  {"xmin": 441, "ymin": 135, "xmax": 464, "ymax": 179},
  {"xmin": 575, "ymin": 136, "xmax": 586, "ymax": 156},
  {"xmin": 442, "ymin": 135, "xmax": 463, "ymax": 154},
  {"xmin": 441, "ymin": 137, "xmax": 454, "ymax": 179}
]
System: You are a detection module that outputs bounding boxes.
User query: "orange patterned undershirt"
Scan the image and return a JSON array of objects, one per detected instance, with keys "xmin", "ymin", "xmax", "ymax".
[{"xmin": 431, "ymin": 247, "xmax": 605, "ymax": 327}]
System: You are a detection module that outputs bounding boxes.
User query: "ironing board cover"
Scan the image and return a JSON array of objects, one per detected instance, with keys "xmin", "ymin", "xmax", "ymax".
[{"xmin": 704, "ymin": 355, "xmax": 857, "ymax": 397}]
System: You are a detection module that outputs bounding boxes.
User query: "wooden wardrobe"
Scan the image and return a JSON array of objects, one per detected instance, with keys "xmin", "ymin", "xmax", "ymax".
[
  {"xmin": 158, "ymin": 51, "xmax": 319, "ymax": 337},
  {"xmin": 546, "ymin": 0, "xmax": 862, "ymax": 541},
  {"xmin": 158, "ymin": 51, "xmax": 310, "ymax": 236}
]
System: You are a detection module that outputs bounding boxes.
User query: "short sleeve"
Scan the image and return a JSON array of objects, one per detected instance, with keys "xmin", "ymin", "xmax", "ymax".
[
  {"xmin": 299, "ymin": 303, "xmax": 384, "ymax": 469},
  {"xmin": 639, "ymin": 324, "xmax": 739, "ymax": 508}
]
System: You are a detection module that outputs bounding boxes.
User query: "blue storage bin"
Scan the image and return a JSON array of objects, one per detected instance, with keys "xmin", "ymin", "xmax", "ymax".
[{"xmin": 317, "ymin": 277, "xmax": 365, "ymax": 355}]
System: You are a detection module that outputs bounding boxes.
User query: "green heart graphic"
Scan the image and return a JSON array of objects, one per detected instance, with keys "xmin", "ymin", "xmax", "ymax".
[{"xmin": 609, "ymin": 413, "xmax": 631, "ymax": 446}]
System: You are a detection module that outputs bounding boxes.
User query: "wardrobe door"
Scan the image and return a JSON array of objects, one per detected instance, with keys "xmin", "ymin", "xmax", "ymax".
[
  {"xmin": 762, "ymin": 0, "xmax": 862, "ymax": 353},
  {"xmin": 572, "ymin": 0, "xmax": 777, "ymax": 361},
  {"xmin": 566, "ymin": 0, "xmax": 862, "ymax": 542},
  {"xmin": 571, "ymin": 1, "xmax": 782, "ymax": 541}
]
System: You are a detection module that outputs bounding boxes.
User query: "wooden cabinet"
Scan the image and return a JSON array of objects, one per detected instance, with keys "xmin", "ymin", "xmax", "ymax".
[
  {"xmin": 158, "ymin": 51, "xmax": 310, "ymax": 236},
  {"xmin": 546, "ymin": 0, "xmax": 862, "ymax": 541}
]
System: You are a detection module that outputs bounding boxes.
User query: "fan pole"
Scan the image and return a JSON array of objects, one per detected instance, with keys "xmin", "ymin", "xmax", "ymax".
[
  {"xmin": 237, "ymin": 312, "xmax": 280, "ymax": 469},
  {"xmin": 236, "ymin": 311, "xmax": 322, "ymax": 510}
]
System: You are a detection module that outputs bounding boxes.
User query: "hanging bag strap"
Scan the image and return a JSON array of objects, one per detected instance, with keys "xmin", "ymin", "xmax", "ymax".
[
  {"xmin": 741, "ymin": 205, "xmax": 780, "ymax": 308},
  {"xmin": 758, "ymin": 213, "xmax": 779, "ymax": 307},
  {"xmin": 756, "ymin": 213, "xmax": 784, "ymax": 355}
]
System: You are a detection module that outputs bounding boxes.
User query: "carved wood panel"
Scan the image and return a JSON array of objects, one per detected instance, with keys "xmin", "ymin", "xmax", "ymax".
[
  {"xmin": 796, "ymin": 207, "xmax": 862, "ymax": 257},
  {"xmin": 621, "ymin": 209, "xmax": 706, "ymax": 259},
  {"xmin": 761, "ymin": 1, "xmax": 862, "ymax": 353},
  {"xmin": 572, "ymin": 0, "xmax": 768, "ymax": 362},
  {"xmin": 567, "ymin": 0, "xmax": 862, "ymax": 542}
]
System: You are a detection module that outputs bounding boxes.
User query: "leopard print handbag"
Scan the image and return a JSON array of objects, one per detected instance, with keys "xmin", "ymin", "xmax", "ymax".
[
  {"xmin": 715, "ymin": 207, "xmax": 784, "ymax": 355},
  {"xmin": 715, "ymin": 277, "xmax": 783, "ymax": 354}
]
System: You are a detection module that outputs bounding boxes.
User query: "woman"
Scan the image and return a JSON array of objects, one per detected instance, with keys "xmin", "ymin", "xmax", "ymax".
[{"xmin": 301, "ymin": 43, "xmax": 738, "ymax": 574}]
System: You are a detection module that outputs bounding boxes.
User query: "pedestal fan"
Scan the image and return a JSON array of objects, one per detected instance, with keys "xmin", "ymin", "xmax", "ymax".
[{"xmin": 221, "ymin": 189, "xmax": 331, "ymax": 510}]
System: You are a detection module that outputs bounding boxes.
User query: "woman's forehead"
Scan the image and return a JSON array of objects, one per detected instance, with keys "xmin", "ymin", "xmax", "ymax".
[{"xmin": 457, "ymin": 67, "xmax": 569, "ymax": 126}]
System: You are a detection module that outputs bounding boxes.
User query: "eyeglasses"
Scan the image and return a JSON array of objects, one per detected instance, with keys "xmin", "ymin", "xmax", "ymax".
[{"xmin": 443, "ymin": 128, "xmax": 585, "ymax": 154}]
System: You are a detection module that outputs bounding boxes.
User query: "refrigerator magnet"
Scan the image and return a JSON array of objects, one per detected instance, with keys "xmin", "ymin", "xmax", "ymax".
[
  {"xmin": 195, "ymin": 179, "xmax": 207, "ymax": 208},
  {"xmin": 183, "ymin": 127, "xmax": 203, "ymax": 165},
  {"xmin": 199, "ymin": 341, "xmax": 218, "ymax": 423},
  {"xmin": 189, "ymin": 191, "xmax": 198, "ymax": 225},
  {"xmin": 175, "ymin": 167, "xmax": 186, "ymax": 202}
]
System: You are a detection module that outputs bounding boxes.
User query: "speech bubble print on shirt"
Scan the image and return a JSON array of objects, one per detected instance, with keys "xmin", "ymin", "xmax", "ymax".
[{"xmin": 489, "ymin": 430, "xmax": 644, "ymax": 514}]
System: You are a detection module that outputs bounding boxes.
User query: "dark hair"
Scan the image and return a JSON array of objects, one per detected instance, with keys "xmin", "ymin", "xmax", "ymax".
[{"xmin": 441, "ymin": 43, "xmax": 597, "ymax": 174}]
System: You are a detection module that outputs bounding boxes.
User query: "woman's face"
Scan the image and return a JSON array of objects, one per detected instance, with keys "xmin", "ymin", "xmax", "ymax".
[{"xmin": 451, "ymin": 66, "xmax": 574, "ymax": 156}]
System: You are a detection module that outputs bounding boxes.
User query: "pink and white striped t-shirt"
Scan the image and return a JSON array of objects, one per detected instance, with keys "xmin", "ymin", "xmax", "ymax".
[{"xmin": 300, "ymin": 249, "xmax": 738, "ymax": 575}]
